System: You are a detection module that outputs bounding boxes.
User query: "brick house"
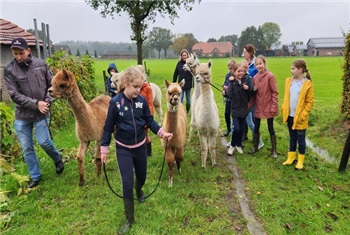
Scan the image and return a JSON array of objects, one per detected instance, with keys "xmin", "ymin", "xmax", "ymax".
[{"xmin": 192, "ymin": 41, "xmax": 234, "ymax": 57}]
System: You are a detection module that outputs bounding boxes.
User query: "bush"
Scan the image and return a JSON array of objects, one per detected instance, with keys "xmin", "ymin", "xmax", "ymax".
[{"xmin": 46, "ymin": 51, "xmax": 98, "ymax": 131}]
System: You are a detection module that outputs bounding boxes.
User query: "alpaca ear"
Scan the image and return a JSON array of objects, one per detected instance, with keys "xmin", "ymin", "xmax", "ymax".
[
  {"xmin": 62, "ymin": 69, "xmax": 70, "ymax": 80},
  {"xmin": 179, "ymin": 79, "xmax": 185, "ymax": 88},
  {"xmin": 165, "ymin": 79, "xmax": 170, "ymax": 88},
  {"xmin": 51, "ymin": 66, "xmax": 58, "ymax": 74},
  {"xmin": 208, "ymin": 60, "xmax": 212, "ymax": 68}
]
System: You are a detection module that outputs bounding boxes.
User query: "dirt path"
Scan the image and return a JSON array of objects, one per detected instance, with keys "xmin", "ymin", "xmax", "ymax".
[
  {"xmin": 222, "ymin": 135, "xmax": 339, "ymax": 234},
  {"xmin": 221, "ymin": 137, "xmax": 267, "ymax": 235}
]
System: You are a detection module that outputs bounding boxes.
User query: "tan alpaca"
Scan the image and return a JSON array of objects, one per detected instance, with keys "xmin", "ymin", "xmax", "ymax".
[
  {"xmin": 48, "ymin": 68, "xmax": 110, "ymax": 186},
  {"xmin": 194, "ymin": 61, "xmax": 220, "ymax": 168},
  {"xmin": 161, "ymin": 79, "xmax": 187, "ymax": 187}
]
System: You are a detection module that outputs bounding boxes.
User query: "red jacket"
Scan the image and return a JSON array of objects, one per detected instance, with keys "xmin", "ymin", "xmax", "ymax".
[
  {"xmin": 140, "ymin": 82, "xmax": 154, "ymax": 115},
  {"xmin": 249, "ymin": 70, "xmax": 279, "ymax": 119}
]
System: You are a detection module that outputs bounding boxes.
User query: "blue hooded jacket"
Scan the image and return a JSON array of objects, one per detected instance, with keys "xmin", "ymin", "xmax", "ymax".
[{"xmin": 107, "ymin": 62, "xmax": 118, "ymax": 97}]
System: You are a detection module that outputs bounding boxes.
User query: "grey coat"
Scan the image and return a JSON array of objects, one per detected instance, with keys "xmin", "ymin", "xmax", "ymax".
[{"xmin": 4, "ymin": 55, "xmax": 53, "ymax": 121}]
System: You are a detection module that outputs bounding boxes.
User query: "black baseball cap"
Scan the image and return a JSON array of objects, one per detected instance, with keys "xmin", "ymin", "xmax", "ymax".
[{"xmin": 10, "ymin": 38, "xmax": 29, "ymax": 50}]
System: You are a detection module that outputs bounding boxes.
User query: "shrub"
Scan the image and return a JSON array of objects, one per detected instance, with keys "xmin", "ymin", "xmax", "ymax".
[{"xmin": 46, "ymin": 51, "xmax": 98, "ymax": 131}]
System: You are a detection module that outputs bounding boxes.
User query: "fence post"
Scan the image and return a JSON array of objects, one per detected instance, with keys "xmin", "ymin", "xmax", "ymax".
[{"xmin": 103, "ymin": 70, "xmax": 108, "ymax": 95}]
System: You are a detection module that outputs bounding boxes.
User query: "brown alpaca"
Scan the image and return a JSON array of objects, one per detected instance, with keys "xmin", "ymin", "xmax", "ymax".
[
  {"xmin": 48, "ymin": 68, "xmax": 110, "ymax": 186},
  {"xmin": 161, "ymin": 79, "xmax": 187, "ymax": 187}
]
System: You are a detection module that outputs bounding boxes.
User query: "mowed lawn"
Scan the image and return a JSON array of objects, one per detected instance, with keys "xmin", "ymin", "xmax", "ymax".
[{"xmin": 95, "ymin": 56, "xmax": 346, "ymax": 158}]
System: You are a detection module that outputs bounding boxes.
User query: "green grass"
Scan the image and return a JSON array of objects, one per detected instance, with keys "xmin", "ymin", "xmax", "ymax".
[{"xmin": 2, "ymin": 56, "xmax": 349, "ymax": 235}]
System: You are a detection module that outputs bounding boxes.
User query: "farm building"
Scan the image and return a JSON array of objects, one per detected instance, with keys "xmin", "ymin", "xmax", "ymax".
[
  {"xmin": 307, "ymin": 37, "xmax": 345, "ymax": 56},
  {"xmin": 101, "ymin": 50, "xmax": 137, "ymax": 59},
  {"xmin": 192, "ymin": 41, "xmax": 234, "ymax": 57},
  {"xmin": 0, "ymin": 18, "xmax": 45, "ymax": 103}
]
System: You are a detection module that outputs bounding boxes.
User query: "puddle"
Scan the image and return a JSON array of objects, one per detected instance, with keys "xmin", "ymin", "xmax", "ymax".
[{"xmin": 305, "ymin": 138, "xmax": 337, "ymax": 164}]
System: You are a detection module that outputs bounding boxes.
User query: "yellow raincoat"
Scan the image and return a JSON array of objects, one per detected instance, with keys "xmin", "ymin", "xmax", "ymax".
[{"xmin": 281, "ymin": 77, "xmax": 314, "ymax": 130}]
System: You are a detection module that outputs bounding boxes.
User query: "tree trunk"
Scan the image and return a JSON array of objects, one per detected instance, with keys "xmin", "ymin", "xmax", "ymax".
[
  {"xmin": 137, "ymin": 40, "xmax": 143, "ymax": 65},
  {"xmin": 338, "ymin": 129, "xmax": 350, "ymax": 172}
]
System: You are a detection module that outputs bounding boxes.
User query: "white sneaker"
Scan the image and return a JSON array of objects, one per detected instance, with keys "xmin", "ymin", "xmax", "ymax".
[
  {"xmin": 227, "ymin": 145, "xmax": 235, "ymax": 155},
  {"xmin": 236, "ymin": 146, "xmax": 243, "ymax": 154},
  {"xmin": 258, "ymin": 139, "xmax": 264, "ymax": 149},
  {"xmin": 226, "ymin": 141, "xmax": 231, "ymax": 148}
]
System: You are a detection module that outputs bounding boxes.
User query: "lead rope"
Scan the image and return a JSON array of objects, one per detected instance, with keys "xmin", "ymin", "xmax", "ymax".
[{"xmin": 103, "ymin": 140, "xmax": 168, "ymax": 200}]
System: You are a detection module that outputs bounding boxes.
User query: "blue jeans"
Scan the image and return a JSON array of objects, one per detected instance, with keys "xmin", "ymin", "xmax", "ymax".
[
  {"xmin": 287, "ymin": 116, "xmax": 306, "ymax": 154},
  {"xmin": 230, "ymin": 117, "xmax": 246, "ymax": 147},
  {"xmin": 180, "ymin": 89, "xmax": 191, "ymax": 106},
  {"xmin": 14, "ymin": 118, "xmax": 61, "ymax": 180},
  {"xmin": 245, "ymin": 111, "xmax": 255, "ymax": 133}
]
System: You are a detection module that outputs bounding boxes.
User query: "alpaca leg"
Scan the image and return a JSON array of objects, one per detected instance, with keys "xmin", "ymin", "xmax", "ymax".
[
  {"xmin": 95, "ymin": 141, "xmax": 102, "ymax": 176},
  {"xmin": 199, "ymin": 134, "xmax": 208, "ymax": 168},
  {"xmin": 175, "ymin": 148, "xmax": 184, "ymax": 174},
  {"xmin": 77, "ymin": 141, "xmax": 89, "ymax": 186},
  {"xmin": 166, "ymin": 152, "xmax": 175, "ymax": 187},
  {"xmin": 208, "ymin": 136, "xmax": 217, "ymax": 166},
  {"xmin": 188, "ymin": 116, "xmax": 196, "ymax": 142},
  {"xmin": 155, "ymin": 106, "xmax": 163, "ymax": 124}
]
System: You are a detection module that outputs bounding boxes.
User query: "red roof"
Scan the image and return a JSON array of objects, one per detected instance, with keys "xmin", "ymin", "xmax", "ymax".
[
  {"xmin": 0, "ymin": 18, "xmax": 42, "ymax": 46},
  {"xmin": 192, "ymin": 41, "xmax": 233, "ymax": 54}
]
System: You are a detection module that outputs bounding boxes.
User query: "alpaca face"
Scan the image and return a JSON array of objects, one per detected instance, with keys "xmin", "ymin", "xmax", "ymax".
[
  {"xmin": 165, "ymin": 80, "xmax": 184, "ymax": 108},
  {"xmin": 110, "ymin": 72, "xmax": 120, "ymax": 89},
  {"xmin": 48, "ymin": 69, "xmax": 76, "ymax": 98},
  {"xmin": 183, "ymin": 53, "xmax": 199, "ymax": 74},
  {"xmin": 195, "ymin": 61, "xmax": 212, "ymax": 84}
]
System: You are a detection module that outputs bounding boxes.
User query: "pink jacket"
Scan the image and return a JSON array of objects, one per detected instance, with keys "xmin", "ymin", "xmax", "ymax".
[{"xmin": 250, "ymin": 70, "xmax": 279, "ymax": 119}]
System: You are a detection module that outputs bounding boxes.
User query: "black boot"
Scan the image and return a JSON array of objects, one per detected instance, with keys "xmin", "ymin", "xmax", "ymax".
[
  {"xmin": 55, "ymin": 159, "xmax": 64, "ymax": 174},
  {"xmin": 186, "ymin": 104, "xmax": 190, "ymax": 115},
  {"xmin": 118, "ymin": 198, "xmax": 134, "ymax": 235},
  {"xmin": 146, "ymin": 142, "xmax": 152, "ymax": 157},
  {"xmin": 135, "ymin": 181, "xmax": 145, "ymax": 203},
  {"xmin": 270, "ymin": 135, "xmax": 278, "ymax": 158},
  {"xmin": 249, "ymin": 133, "xmax": 260, "ymax": 154}
]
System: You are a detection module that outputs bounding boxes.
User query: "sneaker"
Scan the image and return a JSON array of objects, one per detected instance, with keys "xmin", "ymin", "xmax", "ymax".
[
  {"xmin": 226, "ymin": 142, "xmax": 231, "ymax": 148},
  {"xmin": 227, "ymin": 145, "xmax": 235, "ymax": 155},
  {"xmin": 236, "ymin": 146, "xmax": 243, "ymax": 154}
]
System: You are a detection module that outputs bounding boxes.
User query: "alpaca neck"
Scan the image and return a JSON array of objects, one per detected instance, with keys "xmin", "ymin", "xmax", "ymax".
[
  {"xmin": 165, "ymin": 106, "xmax": 179, "ymax": 133},
  {"xmin": 67, "ymin": 87, "xmax": 90, "ymax": 121}
]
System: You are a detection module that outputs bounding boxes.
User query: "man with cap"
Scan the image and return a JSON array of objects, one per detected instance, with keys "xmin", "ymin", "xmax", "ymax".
[{"xmin": 3, "ymin": 38, "xmax": 64, "ymax": 188}]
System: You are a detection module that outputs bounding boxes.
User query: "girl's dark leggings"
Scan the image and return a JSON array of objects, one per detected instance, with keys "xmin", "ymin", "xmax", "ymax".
[
  {"xmin": 254, "ymin": 117, "xmax": 275, "ymax": 135},
  {"xmin": 116, "ymin": 143, "xmax": 147, "ymax": 198}
]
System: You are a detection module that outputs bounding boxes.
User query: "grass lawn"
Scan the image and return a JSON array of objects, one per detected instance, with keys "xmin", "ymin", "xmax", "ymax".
[{"xmin": 1, "ymin": 56, "xmax": 349, "ymax": 234}]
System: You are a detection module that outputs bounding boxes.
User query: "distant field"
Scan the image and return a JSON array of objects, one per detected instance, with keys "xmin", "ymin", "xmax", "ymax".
[
  {"xmin": 93, "ymin": 56, "xmax": 345, "ymax": 159},
  {"xmin": 94, "ymin": 56, "xmax": 344, "ymax": 109}
]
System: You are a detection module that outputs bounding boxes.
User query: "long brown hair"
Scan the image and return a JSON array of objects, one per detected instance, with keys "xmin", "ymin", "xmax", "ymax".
[
  {"xmin": 179, "ymin": 49, "xmax": 189, "ymax": 61},
  {"xmin": 293, "ymin": 59, "xmax": 311, "ymax": 80}
]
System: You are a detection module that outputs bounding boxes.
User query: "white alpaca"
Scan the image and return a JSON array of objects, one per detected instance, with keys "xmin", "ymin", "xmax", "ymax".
[
  {"xmin": 149, "ymin": 82, "xmax": 163, "ymax": 124},
  {"xmin": 194, "ymin": 61, "xmax": 220, "ymax": 168},
  {"xmin": 183, "ymin": 53, "xmax": 201, "ymax": 141}
]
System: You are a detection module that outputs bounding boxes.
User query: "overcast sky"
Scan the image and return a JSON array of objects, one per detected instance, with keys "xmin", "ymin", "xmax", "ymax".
[{"xmin": 1, "ymin": 0, "xmax": 349, "ymax": 45}]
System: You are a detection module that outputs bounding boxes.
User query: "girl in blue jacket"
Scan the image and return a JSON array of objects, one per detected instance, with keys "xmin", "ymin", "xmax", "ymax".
[{"xmin": 100, "ymin": 66, "xmax": 172, "ymax": 234}]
